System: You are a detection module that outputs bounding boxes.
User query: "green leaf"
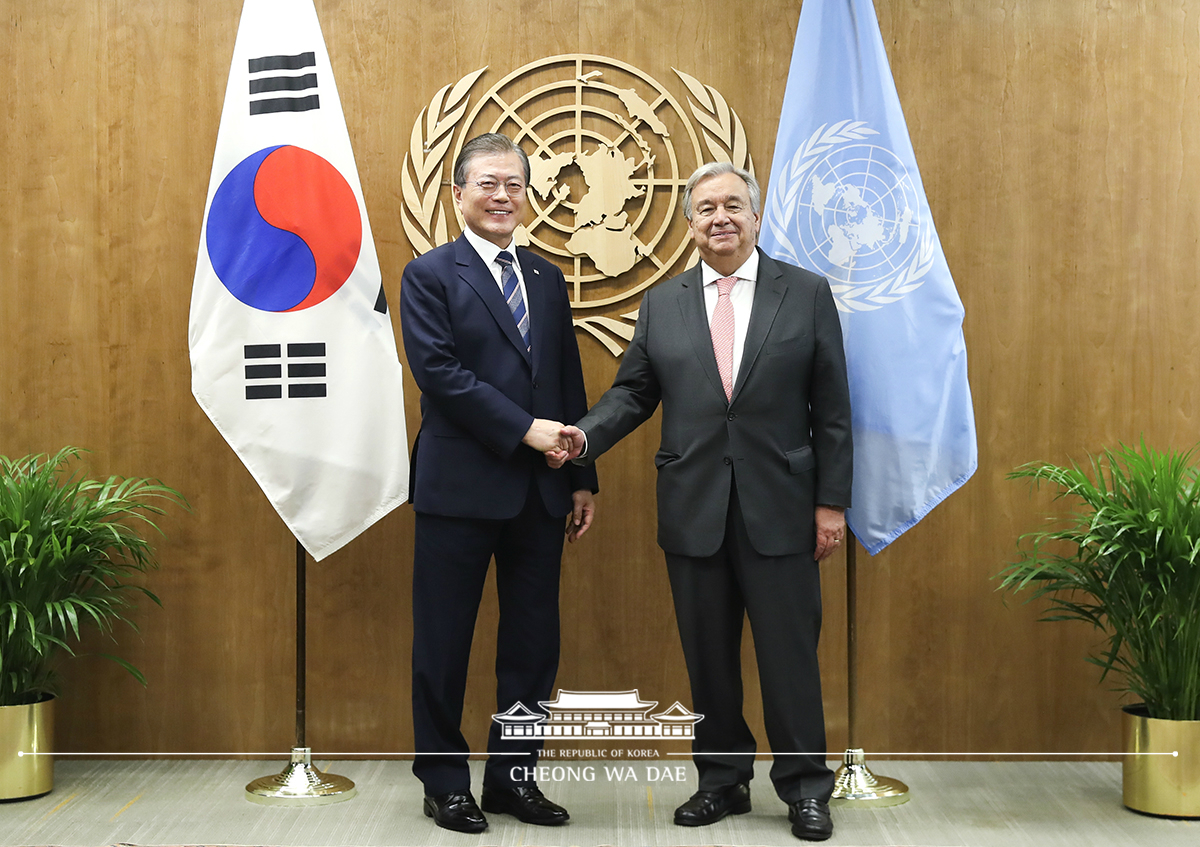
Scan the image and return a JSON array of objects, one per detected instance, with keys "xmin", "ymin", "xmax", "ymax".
[
  {"xmin": 1000, "ymin": 439, "xmax": 1200, "ymax": 720},
  {"xmin": 0, "ymin": 447, "xmax": 187, "ymax": 706}
]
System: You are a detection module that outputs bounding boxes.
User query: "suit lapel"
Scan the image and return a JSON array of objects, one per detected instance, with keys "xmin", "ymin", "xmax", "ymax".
[
  {"xmin": 733, "ymin": 251, "xmax": 786, "ymax": 401},
  {"xmin": 516, "ymin": 248, "xmax": 544, "ymax": 373},
  {"xmin": 455, "ymin": 237, "xmax": 531, "ymax": 365},
  {"xmin": 676, "ymin": 265, "xmax": 728, "ymax": 403}
]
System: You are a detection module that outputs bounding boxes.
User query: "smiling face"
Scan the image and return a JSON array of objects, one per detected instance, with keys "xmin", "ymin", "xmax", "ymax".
[
  {"xmin": 686, "ymin": 171, "xmax": 762, "ymax": 275},
  {"xmin": 453, "ymin": 151, "xmax": 528, "ymax": 248}
]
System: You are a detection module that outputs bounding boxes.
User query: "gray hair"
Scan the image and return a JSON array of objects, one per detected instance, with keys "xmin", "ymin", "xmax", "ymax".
[
  {"xmin": 453, "ymin": 133, "xmax": 532, "ymax": 187},
  {"xmin": 681, "ymin": 162, "xmax": 761, "ymax": 221}
]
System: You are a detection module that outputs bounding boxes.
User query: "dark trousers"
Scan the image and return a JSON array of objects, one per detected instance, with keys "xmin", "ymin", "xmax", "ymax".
[
  {"xmin": 664, "ymin": 483, "xmax": 833, "ymax": 803},
  {"xmin": 411, "ymin": 493, "xmax": 564, "ymax": 797}
]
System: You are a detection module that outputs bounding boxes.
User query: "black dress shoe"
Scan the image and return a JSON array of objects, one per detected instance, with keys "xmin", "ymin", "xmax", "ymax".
[
  {"xmin": 423, "ymin": 791, "xmax": 488, "ymax": 833},
  {"xmin": 788, "ymin": 798, "xmax": 833, "ymax": 841},
  {"xmin": 481, "ymin": 785, "xmax": 569, "ymax": 825},
  {"xmin": 673, "ymin": 782, "xmax": 751, "ymax": 826}
]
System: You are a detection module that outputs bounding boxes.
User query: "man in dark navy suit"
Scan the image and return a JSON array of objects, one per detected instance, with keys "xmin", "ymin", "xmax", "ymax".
[{"xmin": 399, "ymin": 133, "xmax": 597, "ymax": 834}]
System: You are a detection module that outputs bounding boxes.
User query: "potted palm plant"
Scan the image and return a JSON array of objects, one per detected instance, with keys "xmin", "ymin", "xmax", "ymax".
[
  {"xmin": 0, "ymin": 447, "xmax": 186, "ymax": 800},
  {"xmin": 999, "ymin": 440, "xmax": 1200, "ymax": 817}
]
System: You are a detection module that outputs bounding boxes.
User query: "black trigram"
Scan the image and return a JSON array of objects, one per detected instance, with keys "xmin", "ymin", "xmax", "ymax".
[
  {"xmin": 244, "ymin": 343, "xmax": 327, "ymax": 399},
  {"xmin": 248, "ymin": 52, "xmax": 319, "ymax": 115}
]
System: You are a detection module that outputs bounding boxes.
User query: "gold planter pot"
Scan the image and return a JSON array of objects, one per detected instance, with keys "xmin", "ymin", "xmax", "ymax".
[
  {"xmin": 0, "ymin": 696, "xmax": 54, "ymax": 801},
  {"xmin": 1122, "ymin": 704, "xmax": 1200, "ymax": 817}
]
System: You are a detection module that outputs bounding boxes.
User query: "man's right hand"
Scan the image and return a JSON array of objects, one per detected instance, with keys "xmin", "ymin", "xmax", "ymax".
[{"xmin": 523, "ymin": 418, "xmax": 567, "ymax": 453}]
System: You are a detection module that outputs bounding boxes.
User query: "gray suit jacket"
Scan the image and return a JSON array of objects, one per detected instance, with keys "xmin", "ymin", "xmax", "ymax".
[{"xmin": 577, "ymin": 250, "xmax": 852, "ymax": 558}]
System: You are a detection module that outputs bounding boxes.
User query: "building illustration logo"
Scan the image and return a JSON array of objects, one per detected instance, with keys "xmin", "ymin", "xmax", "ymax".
[
  {"xmin": 401, "ymin": 54, "xmax": 754, "ymax": 356},
  {"xmin": 492, "ymin": 689, "xmax": 703, "ymax": 739}
]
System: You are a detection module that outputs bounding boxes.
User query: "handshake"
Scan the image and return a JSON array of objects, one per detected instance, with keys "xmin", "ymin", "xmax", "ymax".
[{"xmin": 523, "ymin": 419, "xmax": 586, "ymax": 469}]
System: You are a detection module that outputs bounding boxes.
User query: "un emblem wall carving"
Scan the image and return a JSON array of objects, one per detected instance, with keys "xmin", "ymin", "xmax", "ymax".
[{"xmin": 401, "ymin": 55, "xmax": 753, "ymax": 355}]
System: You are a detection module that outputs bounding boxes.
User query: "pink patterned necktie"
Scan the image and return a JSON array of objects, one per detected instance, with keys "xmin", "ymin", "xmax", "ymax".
[{"xmin": 710, "ymin": 276, "xmax": 737, "ymax": 401}]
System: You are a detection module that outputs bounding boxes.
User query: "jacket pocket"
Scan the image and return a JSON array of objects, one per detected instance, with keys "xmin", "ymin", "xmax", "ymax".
[
  {"xmin": 654, "ymin": 450, "xmax": 681, "ymax": 469},
  {"xmin": 785, "ymin": 445, "xmax": 815, "ymax": 474},
  {"xmin": 762, "ymin": 338, "xmax": 807, "ymax": 356}
]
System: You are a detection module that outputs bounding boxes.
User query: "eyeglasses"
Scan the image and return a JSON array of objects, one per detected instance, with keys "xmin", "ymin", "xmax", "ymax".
[{"xmin": 470, "ymin": 178, "xmax": 527, "ymax": 197}]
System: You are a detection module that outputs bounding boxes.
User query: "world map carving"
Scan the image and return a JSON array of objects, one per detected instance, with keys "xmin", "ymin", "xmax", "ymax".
[{"xmin": 533, "ymin": 145, "xmax": 648, "ymax": 277}]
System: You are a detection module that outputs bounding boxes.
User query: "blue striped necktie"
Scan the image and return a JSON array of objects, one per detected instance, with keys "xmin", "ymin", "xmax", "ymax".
[{"xmin": 496, "ymin": 250, "xmax": 530, "ymax": 351}]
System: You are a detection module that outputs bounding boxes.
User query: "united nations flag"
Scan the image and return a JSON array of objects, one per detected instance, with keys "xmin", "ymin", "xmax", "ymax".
[{"xmin": 759, "ymin": 0, "xmax": 977, "ymax": 555}]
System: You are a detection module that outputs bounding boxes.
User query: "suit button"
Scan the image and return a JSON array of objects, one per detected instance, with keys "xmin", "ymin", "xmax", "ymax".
[
  {"xmin": 724, "ymin": 457, "xmax": 732, "ymax": 465},
  {"xmin": 727, "ymin": 412, "xmax": 736, "ymax": 421},
  {"xmin": 533, "ymin": 381, "xmax": 540, "ymax": 389}
]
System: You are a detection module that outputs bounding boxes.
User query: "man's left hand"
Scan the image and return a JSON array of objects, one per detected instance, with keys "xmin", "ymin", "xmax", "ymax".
[
  {"xmin": 567, "ymin": 489, "xmax": 595, "ymax": 543},
  {"xmin": 814, "ymin": 505, "xmax": 847, "ymax": 562}
]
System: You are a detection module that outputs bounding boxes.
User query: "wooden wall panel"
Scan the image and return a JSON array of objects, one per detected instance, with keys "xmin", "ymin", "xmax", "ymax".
[
  {"xmin": 854, "ymin": 0, "xmax": 1200, "ymax": 758},
  {"xmin": 3, "ymin": 0, "xmax": 1198, "ymax": 765}
]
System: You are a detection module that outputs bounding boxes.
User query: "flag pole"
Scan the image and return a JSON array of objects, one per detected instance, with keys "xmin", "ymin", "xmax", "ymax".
[
  {"xmin": 245, "ymin": 539, "xmax": 357, "ymax": 805},
  {"xmin": 830, "ymin": 530, "xmax": 909, "ymax": 807},
  {"xmin": 297, "ymin": 537, "xmax": 306, "ymax": 748}
]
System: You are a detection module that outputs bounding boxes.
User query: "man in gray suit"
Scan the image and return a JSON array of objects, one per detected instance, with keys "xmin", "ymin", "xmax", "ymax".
[{"xmin": 555, "ymin": 162, "xmax": 852, "ymax": 842}]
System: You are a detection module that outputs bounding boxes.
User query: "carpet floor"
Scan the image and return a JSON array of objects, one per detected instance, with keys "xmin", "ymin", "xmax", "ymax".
[{"xmin": 1, "ymin": 758, "xmax": 1196, "ymax": 847}]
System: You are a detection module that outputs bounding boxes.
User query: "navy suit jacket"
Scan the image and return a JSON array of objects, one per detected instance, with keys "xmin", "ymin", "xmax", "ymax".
[{"xmin": 400, "ymin": 235, "xmax": 597, "ymax": 520}]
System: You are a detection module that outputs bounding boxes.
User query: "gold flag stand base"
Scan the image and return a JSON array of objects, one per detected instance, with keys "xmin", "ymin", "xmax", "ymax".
[
  {"xmin": 244, "ymin": 747, "xmax": 357, "ymax": 806},
  {"xmin": 830, "ymin": 748, "xmax": 909, "ymax": 807}
]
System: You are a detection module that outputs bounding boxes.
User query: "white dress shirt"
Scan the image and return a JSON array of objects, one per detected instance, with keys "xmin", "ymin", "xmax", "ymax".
[{"xmin": 461, "ymin": 227, "xmax": 532, "ymax": 335}]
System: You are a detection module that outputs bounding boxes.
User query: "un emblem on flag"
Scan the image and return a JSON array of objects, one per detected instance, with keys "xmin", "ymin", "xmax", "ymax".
[
  {"xmin": 767, "ymin": 121, "xmax": 936, "ymax": 312},
  {"xmin": 401, "ymin": 55, "xmax": 753, "ymax": 355}
]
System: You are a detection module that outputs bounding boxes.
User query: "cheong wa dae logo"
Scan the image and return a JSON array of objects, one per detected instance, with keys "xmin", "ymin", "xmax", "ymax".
[{"xmin": 492, "ymin": 689, "xmax": 703, "ymax": 740}]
